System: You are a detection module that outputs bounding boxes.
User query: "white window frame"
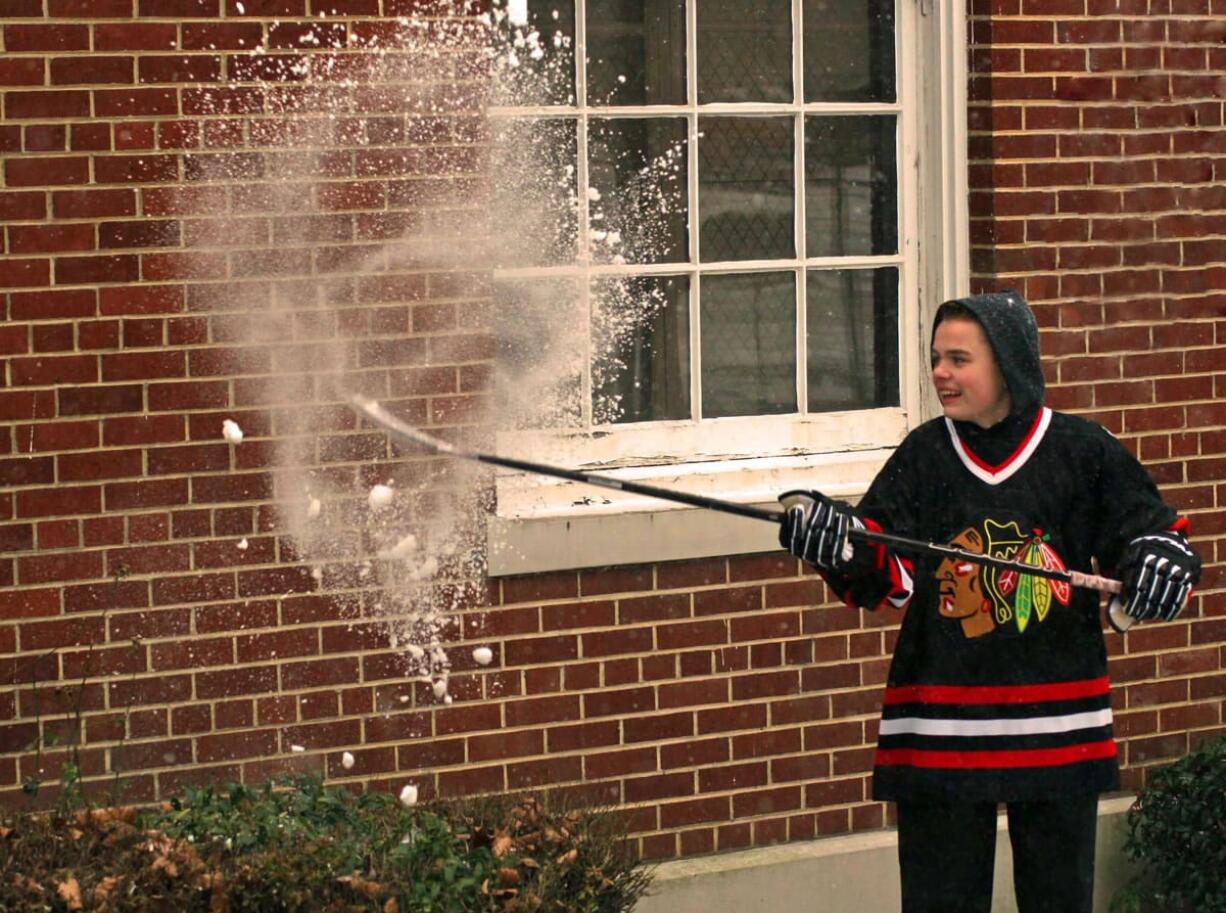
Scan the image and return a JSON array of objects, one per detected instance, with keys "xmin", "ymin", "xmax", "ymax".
[{"xmin": 488, "ymin": 0, "xmax": 969, "ymax": 576}]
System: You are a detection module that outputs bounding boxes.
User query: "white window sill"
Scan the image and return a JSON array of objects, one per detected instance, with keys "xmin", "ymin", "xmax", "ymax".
[{"xmin": 486, "ymin": 448, "xmax": 889, "ymax": 576}]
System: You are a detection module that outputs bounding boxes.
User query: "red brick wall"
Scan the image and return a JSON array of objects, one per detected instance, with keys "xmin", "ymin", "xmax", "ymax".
[{"xmin": 1, "ymin": 0, "xmax": 1223, "ymax": 863}]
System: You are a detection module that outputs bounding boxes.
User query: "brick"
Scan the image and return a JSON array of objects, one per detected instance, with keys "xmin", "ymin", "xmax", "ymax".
[
  {"xmin": 58, "ymin": 449, "xmax": 143, "ymax": 483},
  {"xmin": 94, "ymin": 154, "xmax": 179, "ymax": 184},
  {"xmin": 56, "ymin": 255, "xmax": 140, "ymax": 285},
  {"xmin": 8, "ymin": 224, "xmax": 95, "ymax": 255},
  {"xmin": 6, "ymin": 155, "xmax": 90, "ymax": 187},
  {"xmin": 3, "ymin": 25, "xmax": 90, "ymax": 52},
  {"xmin": 18, "ymin": 550, "xmax": 105, "ymax": 585},
  {"xmin": 4, "ymin": 90, "xmax": 91, "ymax": 119},
  {"xmin": 0, "ymin": 59, "xmax": 46, "ymax": 87},
  {"xmin": 101, "ymin": 351, "xmax": 186, "ymax": 382},
  {"xmin": 10, "ymin": 353, "xmax": 98, "ymax": 386},
  {"xmin": 0, "ymin": 191, "xmax": 46, "ymax": 221},
  {"xmin": 99, "ymin": 219, "xmax": 181, "ymax": 249},
  {"xmin": 139, "ymin": 55, "xmax": 222, "ymax": 84}
]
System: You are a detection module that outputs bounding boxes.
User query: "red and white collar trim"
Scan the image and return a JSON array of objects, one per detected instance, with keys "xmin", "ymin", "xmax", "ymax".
[{"xmin": 945, "ymin": 406, "xmax": 1052, "ymax": 486}]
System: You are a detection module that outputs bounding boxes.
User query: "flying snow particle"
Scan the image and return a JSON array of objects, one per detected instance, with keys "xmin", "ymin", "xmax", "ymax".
[
  {"xmin": 472, "ymin": 646, "xmax": 493, "ymax": 666},
  {"xmin": 306, "ymin": 497, "xmax": 321, "ymax": 520},
  {"xmin": 405, "ymin": 643, "xmax": 425, "ymax": 659},
  {"xmin": 368, "ymin": 483, "xmax": 394, "ymax": 510},
  {"xmin": 399, "ymin": 784, "xmax": 418, "ymax": 806},
  {"xmin": 431, "ymin": 679, "xmax": 448, "ymax": 699},
  {"xmin": 586, "ymin": 186, "xmax": 602, "ymax": 202},
  {"xmin": 507, "ymin": 0, "xmax": 528, "ymax": 26},
  {"xmin": 237, "ymin": 538, "xmax": 249, "ymax": 550},
  {"xmin": 618, "ymin": 74, "xmax": 627, "ymax": 84},
  {"xmin": 290, "ymin": 744, "xmax": 305, "ymax": 753},
  {"xmin": 236, "ymin": 1, "xmax": 245, "ymax": 12},
  {"xmin": 384, "ymin": 533, "xmax": 418, "ymax": 560},
  {"xmin": 341, "ymin": 751, "xmax": 355, "ymax": 770},
  {"xmin": 221, "ymin": 419, "xmax": 243, "ymax": 444}
]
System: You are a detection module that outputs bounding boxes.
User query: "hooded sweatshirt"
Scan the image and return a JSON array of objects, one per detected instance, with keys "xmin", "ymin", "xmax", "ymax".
[{"xmin": 825, "ymin": 291, "xmax": 1181, "ymax": 802}]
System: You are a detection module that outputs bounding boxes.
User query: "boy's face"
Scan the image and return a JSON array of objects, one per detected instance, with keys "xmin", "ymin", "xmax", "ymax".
[{"xmin": 931, "ymin": 317, "xmax": 1012, "ymax": 428}]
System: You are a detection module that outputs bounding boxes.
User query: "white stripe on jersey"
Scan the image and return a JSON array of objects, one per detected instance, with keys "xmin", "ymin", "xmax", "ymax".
[{"xmin": 878, "ymin": 707, "xmax": 1113, "ymax": 738}]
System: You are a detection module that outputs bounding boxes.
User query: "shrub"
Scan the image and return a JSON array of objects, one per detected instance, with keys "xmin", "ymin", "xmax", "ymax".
[
  {"xmin": 1113, "ymin": 734, "xmax": 1226, "ymax": 913},
  {"xmin": 0, "ymin": 773, "xmax": 652, "ymax": 913}
]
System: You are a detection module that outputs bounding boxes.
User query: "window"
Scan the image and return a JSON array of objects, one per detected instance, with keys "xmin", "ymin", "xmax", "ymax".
[{"xmin": 488, "ymin": 0, "xmax": 968, "ymax": 573}]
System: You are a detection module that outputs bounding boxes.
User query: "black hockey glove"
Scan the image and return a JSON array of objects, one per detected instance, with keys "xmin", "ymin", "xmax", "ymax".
[
  {"xmin": 1115, "ymin": 531, "xmax": 1200, "ymax": 623},
  {"xmin": 779, "ymin": 490, "xmax": 864, "ymax": 573}
]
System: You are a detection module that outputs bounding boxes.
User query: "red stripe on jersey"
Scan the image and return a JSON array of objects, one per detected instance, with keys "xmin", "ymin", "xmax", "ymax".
[
  {"xmin": 883, "ymin": 676, "xmax": 1111, "ymax": 706},
  {"xmin": 956, "ymin": 405, "xmax": 1047, "ymax": 473},
  {"xmin": 875, "ymin": 740, "xmax": 1117, "ymax": 770}
]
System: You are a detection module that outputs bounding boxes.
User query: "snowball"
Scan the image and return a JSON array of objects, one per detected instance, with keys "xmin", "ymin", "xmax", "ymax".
[
  {"xmin": 306, "ymin": 497, "xmax": 321, "ymax": 519},
  {"xmin": 237, "ymin": 538, "xmax": 248, "ymax": 550},
  {"xmin": 431, "ymin": 679, "xmax": 448, "ymax": 699},
  {"xmin": 472, "ymin": 646, "xmax": 493, "ymax": 666},
  {"xmin": 399, "ymin": 784, "xmax": 418, "ymax": 806},
  {"xmin": 367, "ymin": 483, "xmax": 394, "ymax": 510},
  {"xmin": 507, "ymin": 0, "xmax": 528, "ymax": 26},
  {"xmin": 385, "ymin": 533, "xmax": 418, "ymax": 559},
  {"xmin": 586, "ymin": 186, "xmax": 602, "ymax": 202},
  {"xmin": 221, "ymin": 419, "xmax": 243, "ymax": 444},
  {"xmin": 341, "ymin": 751, "xmax": 355, "ymax": 770}
]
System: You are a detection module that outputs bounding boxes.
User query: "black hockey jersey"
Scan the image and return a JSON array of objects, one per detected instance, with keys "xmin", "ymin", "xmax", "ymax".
[
  {"xmin": 848, "ymin": 408, "xmax": 1176, "ymax": 801},
  {"xmin": 823, "ymin": 293, "xmax": 1184, "ymax": 802}
]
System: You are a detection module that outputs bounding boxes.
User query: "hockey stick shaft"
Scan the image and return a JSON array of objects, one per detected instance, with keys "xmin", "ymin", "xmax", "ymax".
[{"xmin": 352, "ymin": 395, "xmax": 1125, "ymax": 606}]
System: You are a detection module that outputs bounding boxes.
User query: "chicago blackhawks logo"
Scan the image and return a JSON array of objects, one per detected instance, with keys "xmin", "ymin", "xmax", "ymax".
[{"xmin": 935, "ymin": 519, "xmax": 1071, "ymax": 639}]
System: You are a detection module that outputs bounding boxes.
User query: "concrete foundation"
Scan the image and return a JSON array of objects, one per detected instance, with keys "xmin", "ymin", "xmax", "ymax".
[{"xmin": 635, "ymin": 795, "xmax": 1137, "ymax": 913}]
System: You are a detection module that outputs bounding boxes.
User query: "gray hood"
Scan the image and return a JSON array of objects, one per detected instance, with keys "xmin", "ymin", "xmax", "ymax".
[{"xmin": 933, "ymin": 290, "xmax": 1045, "ymax": 417}]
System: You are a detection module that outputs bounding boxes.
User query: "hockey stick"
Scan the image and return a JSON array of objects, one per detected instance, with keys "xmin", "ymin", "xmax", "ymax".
[{"xmin": 351, "ymin": 395, "xmax": 1132, "ymax": 630}]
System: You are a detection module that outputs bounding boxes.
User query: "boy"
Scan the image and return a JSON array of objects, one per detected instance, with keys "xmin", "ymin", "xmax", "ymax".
[{"xmin": 779, "ymin": 292, "xmax": 1200, "ymax": 913}]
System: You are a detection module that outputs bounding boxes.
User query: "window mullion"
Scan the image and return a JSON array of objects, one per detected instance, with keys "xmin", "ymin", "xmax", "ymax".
[
  {"xmin": 686, "ymin": 0, "xmax": 701, "ymax": 423},
  {"xmin": 792, "ymin": 0, "xmax": 807, "ymax": 416},
  {"xmin": 575, "ymin": 0, "xmax": 592, "ymax": 430}
]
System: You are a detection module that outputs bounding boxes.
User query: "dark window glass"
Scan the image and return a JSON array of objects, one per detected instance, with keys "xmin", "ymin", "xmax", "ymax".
[
  {"xmin": 699, "ymin": 116, "xmax": 795, "ymax": 262},
  {"xmin": 588, "ymin": 117, "xmax": 688, "ymax": 264},
  {"xmin": 593, "ymin": 275, "xmax": 691, "ymax": 423},
  {"xmin": 803, "ymin": 0, "xmax": 895, "ymax": 103},
  {"xmin": 805, "ymin": 115, "xmax": 897, "ymax": 258},
  {"xmin": 806, "ymin": 267, "xmax": 899, "ymax": 411},
  {"xmin": 587, "ymin": 0, "xmax": 687, "ymax": 105},
  {"xmin": 701, "ymin": 271, "xmax": 797, "ymax": 417},
  {"xmin": 696, "ymin": 0, "xmax": 792, "ymax": 103}
]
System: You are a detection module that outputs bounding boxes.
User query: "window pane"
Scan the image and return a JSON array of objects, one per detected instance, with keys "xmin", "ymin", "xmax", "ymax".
[
  {"xmin": 588, "ymin": 117, "xmax": 688, "ymax": 264},
  {"xmin": 806, "ymin": 267, "xmax": 899, "ymax": 411},
  {"xmin": 699, "ymin": 116, "xmax": 795, "ymax": 262},
  {"xmin": 515, "ymin": 0, "xmax": 576, "ymax": 106},
  {"xmin": 803, "ymin": 0, "xmax": 896, "ymax": 103},
  {"xmin": 701, "ymin": 272, "xmax": 797, "ymax": 418},
  {"xmin": 593, "ymin": 275, "xmax": 690, "ymax": 424},
  {"xmin": 489, "ymin": 117, "xmax": 578, "ymax": 268},
  {"xmin": 697, "ymin": 0, "xmax": 792, "ymax": 103},
  {"xmin": 495, "ymin": 278, "xmax": 584, "ymax": 429},
  {"xmin": 587, "ymin": 0, "xmax": 686, "ymax": 106},
  {"xmin": 804, "ymin": 115, "xmax": 897, "ymax": 258}
]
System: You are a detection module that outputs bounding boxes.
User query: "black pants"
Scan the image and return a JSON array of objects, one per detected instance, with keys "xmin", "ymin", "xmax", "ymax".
[{"xmin": 896, "ymin": 795, "xmax": 1099, "ymax": 913}]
